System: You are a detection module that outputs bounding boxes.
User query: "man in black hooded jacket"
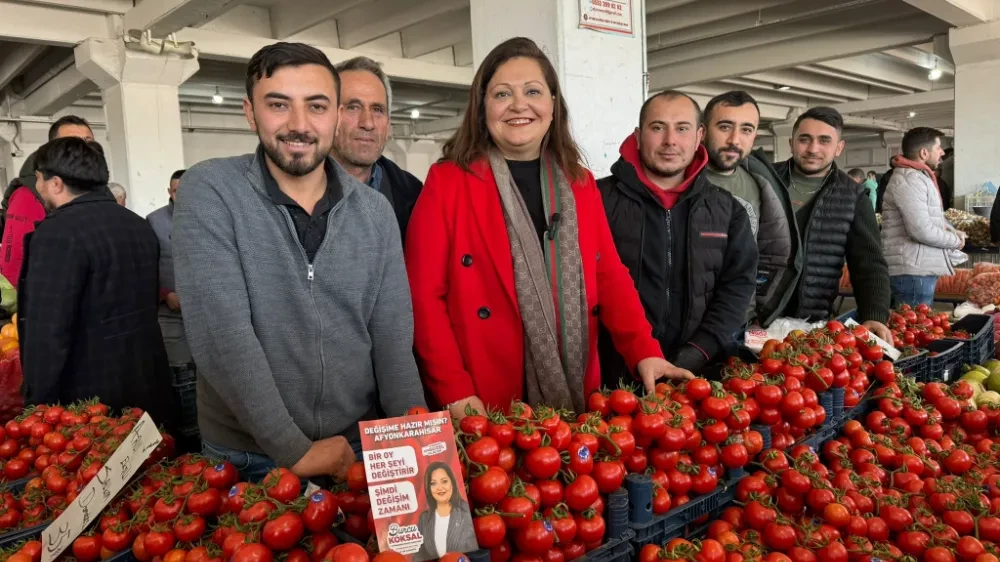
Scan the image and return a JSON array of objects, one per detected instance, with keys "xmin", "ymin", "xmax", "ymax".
[{"xmin": 596, "ymin": 92, "xmax": 758, "ymax": 380}]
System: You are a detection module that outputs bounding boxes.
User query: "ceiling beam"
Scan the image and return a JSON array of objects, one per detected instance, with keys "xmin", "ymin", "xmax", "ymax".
[
  {"xmin": 269, "ymin": 0, "xmax": 368, "ymax": 41},
  {"xmin": 648, "ymin": 2, "xmax": 923, "ymax": 69},
  {"xmin": 414, "ymin": 114, "xmax": 463, "ymax": 135},
  {"xmin": 337, "ymin": 0, "xmax": 468, "ymax": 50},
  {"xmin": 813, "ymin": 52, "xmax": 937, "ymax": 92},
  {"xmin": 675, "ymin": 90, "xmax": 793, "ymax": 121},
  {"xmin": 646, "ymin": 0, "xmax": 794, "ymax": 38},
  {"xmin": 902, "ymin": 0, "xmax": 998, "ymax": 26},
  {"xmin": 0, "ymin": 44, "xmax": 45, "ymax": 91},
  {"xmin": 174, "ymin": 27, "xmax": 474, "ymax": 87},
  {"xmin": 0, "ymin": 0, "xmax": 113, "ymax": 45},
  {"xmin": 649, "ymin": 13, "xmax": 946, "ymax": 90},
  {"xmin": 8, "ymin": 0, "xmax": 131, "ymax": 13},
  {"xmin": 744, "ymin": 68, "xmax": 874, "ymax": 100},
  {"xmin": 401, "ymin": 7, "xmax": 470, "ymax": 59},
  {"xmin": 644, "ymin": 0, "xmax": 700, "ymax": 13},
  {"xmin": 22, "ymin": 66, "xmax": 95, "ymax": 115},
  {"xmin": 833, "ymin": 88, "xmax": 954, "ymax": 114},
  {"xmin": 883, "ymin": 46, "xmax": 955, "ymax": 75},
  {"xmin": 123, "ymin": 0, "xmax": 250, "ymax": 37}
]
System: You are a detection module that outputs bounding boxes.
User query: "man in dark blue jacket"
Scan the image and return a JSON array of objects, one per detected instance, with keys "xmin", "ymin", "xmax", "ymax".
[{"xmin": 331, "ymin": 56, "xmax": 422, "ymax": 242}]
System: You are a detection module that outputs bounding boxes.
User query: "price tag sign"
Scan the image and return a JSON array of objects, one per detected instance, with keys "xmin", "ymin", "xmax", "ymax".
[
  {"xmin": 845, "ymin": 318, "xmax": 902, "ymax": 360},
  {"xmin": 41, "ymin": 413, "xmax": 162, "ymax": 562}
]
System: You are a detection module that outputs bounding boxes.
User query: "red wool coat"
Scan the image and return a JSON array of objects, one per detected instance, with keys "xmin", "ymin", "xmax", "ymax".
[{"xmin": 404, "ymin": 158, "xmax": 664, "ymax": 410}]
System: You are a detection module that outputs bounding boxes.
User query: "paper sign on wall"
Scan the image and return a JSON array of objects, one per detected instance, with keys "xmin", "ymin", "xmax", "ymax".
[
  {"xmin": 42, "ymin": 413, "xmax": 163, "ymax": 562},
  {"xmin": 359, "ymin": 412, "xmax": 479, "ymax": 561},
  {"xmin": 579, "ymin": 0, "xmax": 634, "ymax": 36}
]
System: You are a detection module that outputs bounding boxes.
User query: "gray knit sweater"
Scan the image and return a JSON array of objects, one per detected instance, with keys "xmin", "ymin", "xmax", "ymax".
[{"xmin": 172, "ymin": 150, "xmax": 425, "ymax": 468}]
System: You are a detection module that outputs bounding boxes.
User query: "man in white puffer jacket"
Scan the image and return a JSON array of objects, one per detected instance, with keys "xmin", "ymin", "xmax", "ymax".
[{"xmin": 881, "ymin": 127, "xmax": 966, "ymax": 306}]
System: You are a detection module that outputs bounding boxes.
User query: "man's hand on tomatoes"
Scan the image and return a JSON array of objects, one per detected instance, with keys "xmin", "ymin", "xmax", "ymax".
[
  {"xmin": 290, "ymin": 436, "xmax": 355, "ymax": 480},
  {"xmin": 863, "ymin": 321, "xmax": 893, "ymax": 343},
  {"xmin": 636, "ymin": 357, "xmax": 694, "ymax": 395},
  {"xmin": 448, "ymin": 396, "xmax": 486, "ymax": 422},
  {"xmin": 166, "ymin": 292, "xmax": 181, "ymax": 312}
]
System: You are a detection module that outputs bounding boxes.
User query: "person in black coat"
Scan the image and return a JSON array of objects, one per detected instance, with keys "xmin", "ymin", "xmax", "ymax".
[
  {"xmin": 596, "ymin": 92, "xmax": 758, "ymax": 379},
  {"xmin": 18, "ymin": 137, "xmax": 175, "ymax": 427}
]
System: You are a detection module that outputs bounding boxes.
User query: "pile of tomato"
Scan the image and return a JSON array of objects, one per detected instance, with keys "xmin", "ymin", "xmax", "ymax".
[
  {"xmin": 0, "ymin": 402, "xmax": 175, "ymax": 533},
  {"xmin": 450, "ymin": 371, "xmax": 767, "ymax": 562},
  {"xmin": 887, "ymin": 303, "xmax": 967, "ymax": 350},
  {"xmin": 720, "ymin": 321, "xmax": 875, "ymax": 450},
  {"xmin": 638, "ymin": 363, "xmax": 1000, "ymax": 562}
]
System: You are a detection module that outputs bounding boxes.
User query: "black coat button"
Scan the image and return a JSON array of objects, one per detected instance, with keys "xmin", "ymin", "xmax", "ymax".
[
  {"xmin": 592, "ymin": 305, "xmax": 600, "ymax": 316},
  {"xmin": 461, "ymin": 254, "xmax": 473, "ymax": 267},
  {"xmin": 478, "ymin": 307, "xmax": 491, "ymax": 319}
]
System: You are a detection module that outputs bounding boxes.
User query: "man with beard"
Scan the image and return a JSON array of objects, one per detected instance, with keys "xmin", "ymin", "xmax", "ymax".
[
  {"xmin": 775, "ymin": 107, "xmax": 891, "ymax": 339},
  {"xmin": 596, "ymin": 92, "xmax": 757, "ymax": 378},
  {"xmin": 172, "ymin": 42, "xmax": 426, "ymax": 483},
  {"xmin": 701, "ymin": 91, "xmax": 801, "ymax": 328},
  {"xmin": 330, "ymin": 57, "xmax": 422, "ymax": 242},
  {"xmin": 19, "ymin": 137, "xmax": 174, "ymax": 427}
]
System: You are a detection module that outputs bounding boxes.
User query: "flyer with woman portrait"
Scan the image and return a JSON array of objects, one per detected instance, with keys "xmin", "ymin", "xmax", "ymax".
[{"xmin": 359, "ymin": 411, "xmax": 480, "ymax": 561}]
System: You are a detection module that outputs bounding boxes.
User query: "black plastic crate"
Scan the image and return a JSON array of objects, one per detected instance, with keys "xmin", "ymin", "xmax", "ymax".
[
  {"xmin": 944, "ymin": 314, "xmax": 995, "ymax": 367},
  {"xmin": 578, "ymin": 529, "xmax": 635, "ymax": 562},
  {"xmin": 843, "ymin": 396, "xmax": 874, "ymax": 421},
  {"xmin": 926, "ymin": 339, "xmax": 964, "ymax": 383},
  {"xmin": 0, "ymin": 475, "xmax": 34, "ymax": 494},
  {"xmin": 894, "ymin": 348, "xmax": 928, "ymax": 380},
  {"xmin": 0, "ymin": 522, "xmax": 47, "ymax": 549},
  {"xmin": 629, "ymin": 481, "xmax": 726, "ymax": 550}
]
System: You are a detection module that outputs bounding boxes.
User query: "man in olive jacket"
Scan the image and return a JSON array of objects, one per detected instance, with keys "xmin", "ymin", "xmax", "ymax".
[{"xmin": 701, "ymin": 91, "xmax": 803, "ymax": 328}]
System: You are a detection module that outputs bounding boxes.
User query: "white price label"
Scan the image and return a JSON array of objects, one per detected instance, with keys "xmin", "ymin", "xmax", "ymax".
[
  {"xmin": 844, "ymin": 318, "xmax": 901, "ymax": 361},
  {"xmin": 41, "ymin": 413, "xmax": 162, "ymax": 562}
]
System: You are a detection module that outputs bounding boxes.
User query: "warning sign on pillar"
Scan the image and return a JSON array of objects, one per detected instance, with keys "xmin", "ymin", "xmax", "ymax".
[{"xmin": 579, "ymin": 0, "xmax": 634, "ymax": 36}]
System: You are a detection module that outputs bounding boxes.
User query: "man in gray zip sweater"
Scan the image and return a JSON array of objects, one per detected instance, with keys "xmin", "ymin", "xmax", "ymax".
[{"xmin": 173, "ymin": 42, "xmax": 426, "ymax": 483}]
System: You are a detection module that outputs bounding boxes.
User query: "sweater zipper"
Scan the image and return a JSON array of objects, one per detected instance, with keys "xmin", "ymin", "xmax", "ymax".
[{"xmin": 277, "ymin": 201, "xmax": 343, "ymax": 437}]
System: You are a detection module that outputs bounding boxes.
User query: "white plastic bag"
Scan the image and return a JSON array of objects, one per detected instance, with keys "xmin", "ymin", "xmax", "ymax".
[{"xmin": 744, "ymin": 317, "xmax": 826, "ymax": 354}]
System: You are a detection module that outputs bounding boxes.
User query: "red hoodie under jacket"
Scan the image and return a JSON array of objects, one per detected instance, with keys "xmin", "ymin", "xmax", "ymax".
[{"xmin": 404, "ymin": 158, "xmax": 664, "ymax": 411}]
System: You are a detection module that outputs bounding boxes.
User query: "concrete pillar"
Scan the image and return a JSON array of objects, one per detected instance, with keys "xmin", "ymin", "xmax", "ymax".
[
  {"xmin": 470, "ymin": 0, "xmax": 645, "ymax": 177},
  {"xmin": 74, "ymin": 38, "xmax": 198, "ymax": 218},
  {"xmin": 950, "ymin": 20, "xmax": 1000, "ymax": 206},
  {"xmin": 771, "ymin": 122, "xmax": 793, "ymax": 164}
]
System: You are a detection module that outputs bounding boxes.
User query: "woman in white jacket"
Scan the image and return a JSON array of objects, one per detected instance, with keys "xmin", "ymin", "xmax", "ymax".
[{"xmin": 881, "ymin": 127, "xmax": 966, "ymax": 306}]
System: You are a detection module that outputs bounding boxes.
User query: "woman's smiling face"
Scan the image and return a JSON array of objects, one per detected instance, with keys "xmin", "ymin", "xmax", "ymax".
[
  {"xmin": 484, "ymin": 57, "xmax": 554, "ymax": 161},
  {"xmin": 430, "ymin": 468, "xmax": 453, "ymax": 505}
]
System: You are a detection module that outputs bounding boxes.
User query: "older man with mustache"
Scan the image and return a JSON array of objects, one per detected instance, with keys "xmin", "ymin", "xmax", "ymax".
[{"xmin": 330, "ymin": 57, "xmax": 422, "ymax": 243}]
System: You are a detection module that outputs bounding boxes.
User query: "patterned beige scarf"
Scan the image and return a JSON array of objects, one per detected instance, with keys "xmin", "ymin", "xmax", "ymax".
[{"xmin": 488, "ymin": 149, "xmax": 589, "ymax": 413}]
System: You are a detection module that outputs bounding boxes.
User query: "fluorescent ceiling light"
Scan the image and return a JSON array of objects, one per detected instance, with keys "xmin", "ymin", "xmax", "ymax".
[
  {"xmin": 410, "ymin": 109, "xmax": 420, "ymax": 119},
  {"xmin": 212, "ymin": 86, "xmax": 223, "ymax": 105},
  {"xmin": 928, "ymin": 68, "xmax": 943, "ymax": 80}
]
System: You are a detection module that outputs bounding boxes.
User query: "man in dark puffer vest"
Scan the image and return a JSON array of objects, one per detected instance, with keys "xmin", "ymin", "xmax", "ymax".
[
  {"xmin": 701, "ymin": 91, "xmax": 802, "ymax": 328},
  {"xmin": 596, "ymin": 92, "xmax": 758, "ymax": 381},
  {"xmin": 775, "ymin": 107, "xmax": 891, "ymax": 339}
]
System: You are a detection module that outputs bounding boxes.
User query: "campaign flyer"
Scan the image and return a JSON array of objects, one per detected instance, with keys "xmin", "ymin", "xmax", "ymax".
[{"xmin": 359, "ymin": 412, "xmax": 480, "ymax": 561}]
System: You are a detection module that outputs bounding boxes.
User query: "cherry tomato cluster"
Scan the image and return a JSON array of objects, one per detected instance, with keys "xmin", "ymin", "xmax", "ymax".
[
  {"xmin": 722, "ymin": 322, "xmax": 874, "ymax": 449},
  {"xmin": 457, "ymin": 378, "xmax": 766, "ymax": 562},
  {"xmin": 638, "ymin": 366, "xmax": 1000, "ymax": 562},
  {"xmin": 0, "ymin": 403, "xmax": 175, "ymax": 533},
  {"xmin": 887, "ymin": 303, "xmax": 966, "ymax": 350}
]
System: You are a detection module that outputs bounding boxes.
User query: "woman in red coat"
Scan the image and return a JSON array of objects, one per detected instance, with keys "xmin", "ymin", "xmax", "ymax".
[{"xmin": 405, "ymin": 37, "xmax": 692, "ymax": 419}]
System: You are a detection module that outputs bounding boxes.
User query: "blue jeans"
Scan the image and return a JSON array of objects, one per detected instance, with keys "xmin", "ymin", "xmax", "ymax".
[
  {"xmin": 890, "ymin": 275, "xmax": 937, "ymax": 307},
  {"xmin": 202, "ymin": 440, "xmax": 365, "ymax": 484}
]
